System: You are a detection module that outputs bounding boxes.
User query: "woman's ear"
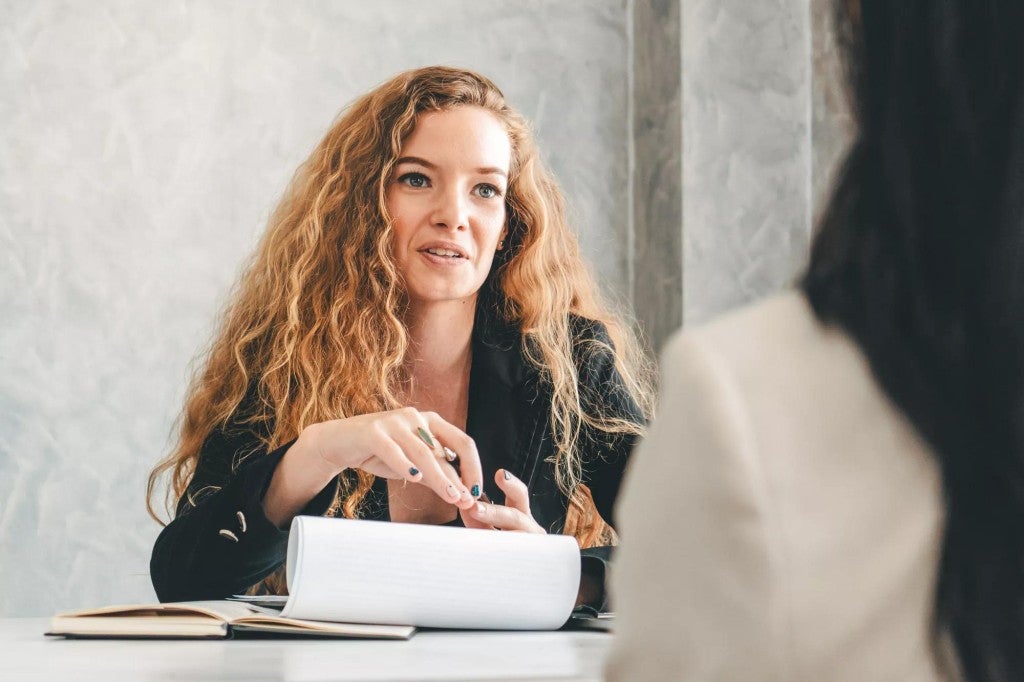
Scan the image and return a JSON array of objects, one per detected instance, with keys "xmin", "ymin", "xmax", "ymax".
[{"xmin": 497, "ymin": 227, "xmax": 508, "ymax": 251}]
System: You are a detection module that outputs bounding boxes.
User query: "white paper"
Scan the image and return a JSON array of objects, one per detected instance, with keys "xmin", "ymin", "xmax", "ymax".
[{"xmin": 281, "ymin": 516, "xmax": 580, "ymax": 630}]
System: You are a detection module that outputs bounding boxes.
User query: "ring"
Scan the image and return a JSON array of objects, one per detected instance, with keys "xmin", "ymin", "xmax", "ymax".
[
  {"xmin": 416, "ymin": 427, "xmax": 436, "ymax": 448},
  {"xmin": 442, "ymin": 446, "xmax": 458, "ymax": 462}
]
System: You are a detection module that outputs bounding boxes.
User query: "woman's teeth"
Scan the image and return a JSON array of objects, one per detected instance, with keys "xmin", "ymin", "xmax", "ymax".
[{"xmin": 426, "ymin": 248, "xmax": 462, "ymax": 258}]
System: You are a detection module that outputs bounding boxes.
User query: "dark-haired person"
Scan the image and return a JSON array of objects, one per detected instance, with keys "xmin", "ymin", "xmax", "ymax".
[
  {"xmin": 147, "ymin": 66, "xmax": 653, "ymax": 605},
  {"xmin": 608, "ymin": 0, "xmax": 1024, "ymax": 679}
]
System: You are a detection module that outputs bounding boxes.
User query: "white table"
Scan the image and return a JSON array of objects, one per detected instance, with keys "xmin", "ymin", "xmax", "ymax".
[{"xmin": 0, "ymin": 618, "xmax": 612, "ymax": 681}]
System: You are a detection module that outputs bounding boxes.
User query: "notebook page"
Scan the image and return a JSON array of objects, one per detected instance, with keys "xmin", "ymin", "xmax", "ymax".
[
  {"xmin": 54, "ymin": 600, "xmax": 258, "ymax": 622},
  {"xmin": 281, "ymin": 516, "xmax": 580, "ymax": 629}
]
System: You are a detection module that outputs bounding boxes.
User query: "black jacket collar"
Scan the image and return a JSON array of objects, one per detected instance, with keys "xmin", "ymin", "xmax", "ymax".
[{"xmin": 466, "ymin": 308, "xmax": 545, "ymax": 502}]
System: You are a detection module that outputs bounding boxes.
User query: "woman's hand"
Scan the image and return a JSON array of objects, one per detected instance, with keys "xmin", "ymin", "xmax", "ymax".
[
  {"xmin": 264, "ymin": 408, "xmax": 480, "ymax": 528},
  {"xmin": 303, "ymin": 408, "xmax": 483, "ymax": 510},
  {"xmin": 462, "ymin": 469, "xmax": 546, "ymax": 533},
  {"xmin": 463, "ymin": 469, "xmax": 599, "ymax": 609}
]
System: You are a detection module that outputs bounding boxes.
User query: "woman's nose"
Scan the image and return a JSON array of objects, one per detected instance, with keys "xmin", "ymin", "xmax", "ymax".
[{"xmin": 430, "ymin": 188, "xmax": 469, "ymax": 231}]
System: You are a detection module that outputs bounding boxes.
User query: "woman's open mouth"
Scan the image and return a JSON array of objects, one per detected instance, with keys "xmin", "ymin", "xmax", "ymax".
[
  {"xmin": 418, "ymin": 244, "xmax": 469, "ymax": 266},
  {"xmin": 423, "ymin": 247, "xmax": 464, "ymax": 259}
]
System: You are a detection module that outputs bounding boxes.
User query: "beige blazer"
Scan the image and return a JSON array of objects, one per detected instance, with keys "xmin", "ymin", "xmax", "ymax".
[{"xmin": 606, "ymin": 291, "xmax": 950, "ymax": 681}]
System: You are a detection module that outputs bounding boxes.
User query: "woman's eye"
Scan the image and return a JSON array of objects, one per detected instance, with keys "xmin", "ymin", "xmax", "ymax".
[
  {"xmin": 398, "ymin": 172, "xmax": 429, "ymax": 188},
  {"xmin": 476, "ymin": 184, "xmax": 502, "ymax": 199}
]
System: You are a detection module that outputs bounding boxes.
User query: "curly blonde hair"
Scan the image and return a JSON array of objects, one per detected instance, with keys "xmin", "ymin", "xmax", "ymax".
[{"xmin": 147, "ymin": 66, "xmax": 654, "ymax": 590}]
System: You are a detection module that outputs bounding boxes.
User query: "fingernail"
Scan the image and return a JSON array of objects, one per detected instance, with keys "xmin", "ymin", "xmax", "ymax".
[
  {"xmin": 446, "ymin": 483, "xmax": 459, "ymax": 499},
  {"xmin": 460, "ymin": 489, "xmax": 472, "ymax": 502},
  {"xmin": 417, "ymin": 427, "xmax": 435, "ymax": 447},
  {"xmin": 408, "ymin": 467, "xmax": 420, "ymax": 477},
  {"xmin": 503, "ymin": 470, "xmax": 512, "ymax": 481},
  {"xmin": 471, "ymin": 484, "xmax": 481, "ymax": 498}
]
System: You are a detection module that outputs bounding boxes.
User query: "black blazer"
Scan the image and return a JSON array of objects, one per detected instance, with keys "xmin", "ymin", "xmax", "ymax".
[{"xmin": 150, "ymin": 315, "xmax": 642, "ymax": 603}]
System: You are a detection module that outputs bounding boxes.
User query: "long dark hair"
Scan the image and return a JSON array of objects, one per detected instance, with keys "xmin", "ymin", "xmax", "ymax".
[{"xmin": 802, "ymin": 2, "xmax": 1024, "ymax": 679}]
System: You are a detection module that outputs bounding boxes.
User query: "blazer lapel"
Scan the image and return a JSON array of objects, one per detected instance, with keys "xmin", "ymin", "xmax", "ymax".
[{"xmin": 466, "ymin": 319, "xmax": 542, "ymax": 505}]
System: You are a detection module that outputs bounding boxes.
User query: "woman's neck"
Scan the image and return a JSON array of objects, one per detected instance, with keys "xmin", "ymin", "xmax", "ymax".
[{"xmin": 404, "ymin": 298, "xmax": 476, "ymax": 404}]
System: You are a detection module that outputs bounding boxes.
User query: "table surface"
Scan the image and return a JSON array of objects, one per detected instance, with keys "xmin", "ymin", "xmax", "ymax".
[{"xmin": 0, "ymin": 618, "xmax": 613, "ymax": 681}]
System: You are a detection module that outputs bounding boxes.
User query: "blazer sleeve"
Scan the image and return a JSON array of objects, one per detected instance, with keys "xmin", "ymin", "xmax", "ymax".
[
  {"xmin": 605, "ymin": 331, "xmax": 786, "ymax": 681},
  {"xmin": 150, "ymin": 419, "xmax": 337, "ymax": 603}
]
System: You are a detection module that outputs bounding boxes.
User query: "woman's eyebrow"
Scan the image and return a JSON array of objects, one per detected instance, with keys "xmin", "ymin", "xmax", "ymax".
[
  {"xmin": 475, "ymin": 167, "xmax": 508, "ymax": 178},
  {"xmin": 395, "ymin": 156, "xmax": 507, "ymax": 178},
  {"xmin": 395, "ymin": 156, "xmax": 435, "ymax": 168}
]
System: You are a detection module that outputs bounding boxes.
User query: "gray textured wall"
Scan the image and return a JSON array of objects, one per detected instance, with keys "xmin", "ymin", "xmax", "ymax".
[
  {"xmin": 681, "ymin": 0, "xmax": 813, "ymax": 325},
  {"xmin": 675, "ymin": 0, "xmax": 854, "ymax": 327},
  {"xmin": 632, "ymin": 0, "xmax": 683, "ymax": 352},
  {"xmin": 1, "ymin": 0, "xmax": 632, "ymax": 617},
  {"xmin": 1, "ymin": 0, "xmax": 851, "ymax": 617}
]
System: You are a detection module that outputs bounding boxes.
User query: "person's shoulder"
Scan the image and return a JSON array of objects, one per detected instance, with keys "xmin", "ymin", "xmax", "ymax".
[
  {"xmin": 661, "ymin": 289, "xmax": 874, "ymax": 413},
  {"xmin": 488, "ymin": 310, "xmax": 610, "ymax": 349},
  {"xmin": 663, "ymin": 290, "xmax": 834, "ymax": 366},
  {"xmin": 568, "ymin": 313, "xmax": 611, "ymax": 343},
  {"xmin": 567, "ymin": 315, "xmax": 617, "ymax": 377},
  {"xmin": 691, "ymin": 289, "xmax": 812, "ymax": 339}
]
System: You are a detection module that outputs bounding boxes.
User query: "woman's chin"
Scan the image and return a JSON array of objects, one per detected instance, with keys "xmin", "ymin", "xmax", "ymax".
[{"xmin": 407, "ymin": 286, "xmax": 481, "ymax": 308}]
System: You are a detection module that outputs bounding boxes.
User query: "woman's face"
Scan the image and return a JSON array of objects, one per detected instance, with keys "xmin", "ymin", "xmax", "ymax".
[{"xmin": 386, "ymin": 106, "xmax": 511, "ymax": 309}]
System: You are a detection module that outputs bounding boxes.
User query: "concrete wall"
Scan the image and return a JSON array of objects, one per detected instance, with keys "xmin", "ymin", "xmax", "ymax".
[
  {"xmin": 0, "ymin": 0, "xmax": 633, "ymax": 617},
  {"xmin": 0, "ymin": 0, "xmax": 850, "ymax": 616},
  {"xmin": 677, "ymin": 0, "xmax": 854, "ymax": 326},
  {"xmin": 680, "ymin": 0, "xmax": 812, "ymax": 325}
]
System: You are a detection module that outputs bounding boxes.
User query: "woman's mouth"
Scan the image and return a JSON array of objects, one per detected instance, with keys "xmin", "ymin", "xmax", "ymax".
[
  {"xmin": 422, "ymin": 247, "xmax": 464, "ymax": 259},
  {"xmin": 419, "ymin": 246, "xmax": 469, "ymax": 267}
]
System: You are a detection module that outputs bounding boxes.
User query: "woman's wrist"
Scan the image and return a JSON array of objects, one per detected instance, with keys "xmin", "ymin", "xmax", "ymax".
[
  {"xmin": 262, "ymin": 424, "xmax": 344, "ymax": 529},
  {"xmin": 295, "ymin": 422, "xmax": 348, "ymax": 482}
]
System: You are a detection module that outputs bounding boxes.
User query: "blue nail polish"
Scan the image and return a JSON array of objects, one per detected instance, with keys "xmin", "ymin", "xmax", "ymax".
[
  {"xmin": 471, "ymin": 484, "xmax": 480, "ymax": 497},
  {"xmin": 409, "ymin": 467, "xmax": 420, "ymax": 476}
]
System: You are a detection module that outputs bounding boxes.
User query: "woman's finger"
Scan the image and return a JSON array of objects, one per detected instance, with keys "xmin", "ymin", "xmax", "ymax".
[
  {"xmin": 422, "ymin": 412, "xmax": 483, "ymax": 500},
  {"xmin": 495, "ymin": 469, "xmax": 531, "ymax": 514},
  {"xmin": 468, "ymin": 500, "xmax": 545, "ymax": 533},
  {"xmin": 357, "ymin": 455, "xmax": 415, "ymax": 481},
  {"xmin": 354, "ymin": 437, "xmax": 424, "ymax": 485},
  {"xmin": 392, "ymin": 423, "xmax": 470, "ymax": 506},
  {"xmin": 434, "ymin": 454, "xmax": 474, "ymax": 506},
  {"xmin": 427, "ymin": 442, "xmax": 461, "ymax": 471},
  {"xmin": 460, "ymin": 504, "xmax": 494, "ymax": 530}
]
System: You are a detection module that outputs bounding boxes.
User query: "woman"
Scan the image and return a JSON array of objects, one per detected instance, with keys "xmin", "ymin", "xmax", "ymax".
[
  {"xmin": 609, "ymin": 0, "xmax": 1023, "ymax": 680},
  {"xmin": 147, "ymin": 66, "xmax": 653, "ymax": 605}
]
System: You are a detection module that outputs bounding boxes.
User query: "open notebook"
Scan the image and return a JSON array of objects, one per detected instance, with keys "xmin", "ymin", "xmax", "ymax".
[
  {"xmin": 47, "ymin": 600, "xmax": 413, "ymax": 639},
  {"xmin": 50, "ymin": 516, "xmax": 581, "ymax": 638}
]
